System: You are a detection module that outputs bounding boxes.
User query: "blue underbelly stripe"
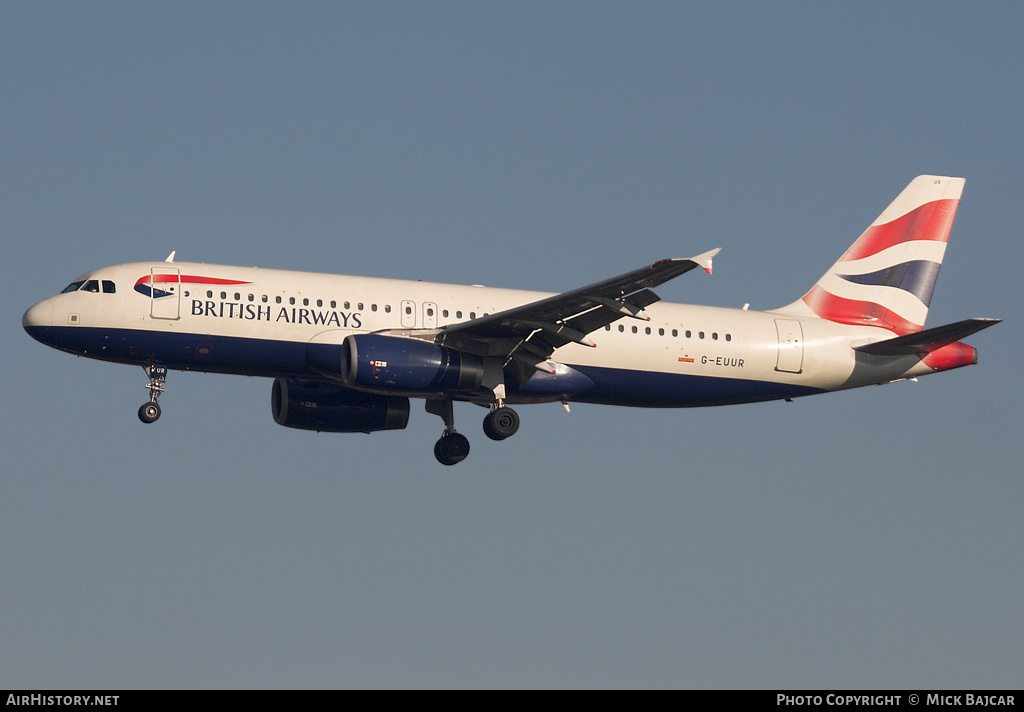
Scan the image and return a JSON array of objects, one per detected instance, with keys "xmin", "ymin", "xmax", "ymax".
[
  {"xmin": 25, "ymin": 326, "xmax": 824, "ymax": 407},
  {"xmin": 566, "ymin": 364, "xmax": 823, "ymax": 407}
]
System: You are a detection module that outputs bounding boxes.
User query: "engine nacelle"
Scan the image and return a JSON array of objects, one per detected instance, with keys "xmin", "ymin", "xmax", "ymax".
[
  {"xmin": 340, "ymin": 334, "xmax": 485, "ymax": 393},
  {"xmin": 271, "ymin": 378, "xmax": 409, "ymax": 433}
]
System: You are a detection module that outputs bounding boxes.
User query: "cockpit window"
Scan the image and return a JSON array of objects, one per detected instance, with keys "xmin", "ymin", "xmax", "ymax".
[
  {"xmin": 82, "ymin": 280, "xmax": 100, "ymax": 292},
  {"xmin": 102, "ymin": 281, "xmax": 116, "ymax": 293},
  {"xmin": 61, "ymin": 281, "xmax": 85, "ymax": 293}
]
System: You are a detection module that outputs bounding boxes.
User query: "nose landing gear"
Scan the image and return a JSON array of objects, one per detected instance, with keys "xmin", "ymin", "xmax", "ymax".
[
  {"xmin": 138, "ymin": 364, "xmax": 167, "ymax": 424},
  {"xmin": 138, "ymin": 401, "xmax": 161, "ymax": 423}
]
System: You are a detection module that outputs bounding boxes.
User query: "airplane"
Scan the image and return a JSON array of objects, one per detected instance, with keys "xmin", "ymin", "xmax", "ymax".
[{"xmin": 23, "ymin": 175, "xmax": 999, "ymax": 465}]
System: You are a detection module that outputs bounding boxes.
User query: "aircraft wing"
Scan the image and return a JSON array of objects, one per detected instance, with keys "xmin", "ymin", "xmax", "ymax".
[{"xmin": 438, "ymin": 249, "xmax": 719, "ymax": 368}]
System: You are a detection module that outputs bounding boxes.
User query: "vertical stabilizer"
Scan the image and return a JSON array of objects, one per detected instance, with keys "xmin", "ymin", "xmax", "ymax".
[{"xmin": 777, "ymin": 175, "xmax": 965, "ymax": 334}]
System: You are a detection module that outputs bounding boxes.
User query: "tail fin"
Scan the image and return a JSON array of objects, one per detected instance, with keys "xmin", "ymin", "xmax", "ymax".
[{"xmin": 777, "ymin": 175, "xmax": 965, "ymax": 335}]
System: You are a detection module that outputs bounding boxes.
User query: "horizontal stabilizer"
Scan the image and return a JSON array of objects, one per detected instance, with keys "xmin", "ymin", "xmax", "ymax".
[{"xmin": 853, "ymin": 318, "xmax": 1001, "ymax": 356}]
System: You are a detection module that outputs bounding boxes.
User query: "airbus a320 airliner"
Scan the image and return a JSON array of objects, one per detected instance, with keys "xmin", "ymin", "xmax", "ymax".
[{"xmin": 23, "ymin": 176, "xmax": 999, "ymax": 464}]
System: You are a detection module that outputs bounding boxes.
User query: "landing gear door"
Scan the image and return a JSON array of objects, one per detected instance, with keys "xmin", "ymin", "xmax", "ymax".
[
  {"xmin": 774, "ymin": 319, "xmax": 803, "ymax": 373},
  {"xmin": 150, "ymin": 267, "xmax": 181, "ymax": 320}
]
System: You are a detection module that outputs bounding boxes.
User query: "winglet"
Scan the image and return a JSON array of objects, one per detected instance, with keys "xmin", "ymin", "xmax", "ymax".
[
  {"xmin": 692, "ymin": 248, "xmax": 720, "ymax": 275},
  {"xmin": 165, "ymin": 251, "xmax": 176, "ymax": 263}
]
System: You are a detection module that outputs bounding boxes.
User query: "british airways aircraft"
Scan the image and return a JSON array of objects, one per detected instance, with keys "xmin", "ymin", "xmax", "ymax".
[{"xmin": 23, "ymin": 176, "xmax": 999, "ymax": 464}]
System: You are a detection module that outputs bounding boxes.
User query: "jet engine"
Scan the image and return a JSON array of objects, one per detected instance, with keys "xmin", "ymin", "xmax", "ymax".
[
  {"xmin": 271, "ymin": 378, "xmax": 409, "ymax": 432},
  {"xmin": 340, "ymin": 334, "xmax": 485, "ymax": 393}
]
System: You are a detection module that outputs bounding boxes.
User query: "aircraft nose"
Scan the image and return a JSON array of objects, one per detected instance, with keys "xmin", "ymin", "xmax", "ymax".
[{"xmin": 23, "ymin": 300, "xmax": 53, "ymax": 333}]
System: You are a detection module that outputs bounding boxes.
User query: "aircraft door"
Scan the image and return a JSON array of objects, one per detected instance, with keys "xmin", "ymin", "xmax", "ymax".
[
  {"xmin": 423, "ymin": 302, "xmax": 437, "ymax": 329},
  {"xmin": 774, "ymin": 319, "xmax": 803, "ymax": 373},
  {"xmin": 150, "ymin": 267, "xmax": 181, "ymax": 320},
  {"xmin": 400, "ymin": 300, "xmax": 416, "ymax": 328}
]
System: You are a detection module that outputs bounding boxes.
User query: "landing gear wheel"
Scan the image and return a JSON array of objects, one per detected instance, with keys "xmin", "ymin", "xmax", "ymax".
[
  {"xmin": 138, "ymin": 402, "xmax": 161, "ymax": 424},
  {"xmin": 434, "ymin": 432, "xmax": 471, "ymax": 466},
  {"xmin": 483, "ymin": 407, "xmax": 519, "ymax": 441}
]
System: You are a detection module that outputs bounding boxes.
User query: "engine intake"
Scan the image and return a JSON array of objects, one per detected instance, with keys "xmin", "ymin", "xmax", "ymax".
[
  {"xmin": 340, "ymin": 334, "xmax": 484, "ymax": 393},
  {"xmin": 271, "ymin": 378, "xmax": 409, "ymax": 432}
]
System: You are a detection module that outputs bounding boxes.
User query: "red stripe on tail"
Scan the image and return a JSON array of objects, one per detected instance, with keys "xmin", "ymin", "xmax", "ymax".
[
  {"xmin": 801, "ymin": 285, "xmax": 923, "ymax": 335},
  {"xmin": 840, "ymin": 199, "xmax": 959, "ymax": 262}
]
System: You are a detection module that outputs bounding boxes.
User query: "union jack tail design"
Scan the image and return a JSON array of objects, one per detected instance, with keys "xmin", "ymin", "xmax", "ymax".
[{"xmin": 779, "ymin": 175, "xmax": 965, "ymax": 335}]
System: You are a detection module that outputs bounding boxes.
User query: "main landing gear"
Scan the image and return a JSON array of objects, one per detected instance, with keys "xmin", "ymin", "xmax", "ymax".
[
  {"xmin": 138, "ymin": 364, "xmax": 167, "ymax": 424},
  {"xmin": 483, "ymin": 404, "xmax": 519, "ymax": 441},
  {"xmin": 427, "ymin": 399, "xmax": 520, "ymax": 465},
  {"xmin": 426, "ymin": 399, "xmax": 469, "ymax": 466}
]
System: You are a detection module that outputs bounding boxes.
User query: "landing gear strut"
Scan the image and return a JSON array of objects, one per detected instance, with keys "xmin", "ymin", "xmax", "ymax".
[
  {"xmin": 138, "ymin": 364, "xmax": 167, "ymax": 424},
  {"xmin": 427, "ymin": 399, "xmax": 470, "ymax": 466}
]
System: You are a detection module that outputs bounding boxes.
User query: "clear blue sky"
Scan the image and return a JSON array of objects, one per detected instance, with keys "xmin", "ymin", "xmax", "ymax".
[{"xmin": 2, "ymin": 2, "xmax": 1020, "ymax": 688}]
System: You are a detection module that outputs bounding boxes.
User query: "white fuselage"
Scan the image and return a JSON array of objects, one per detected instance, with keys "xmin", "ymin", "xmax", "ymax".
[{"xmin": 23, "ymin": 260, "xmax": 946, "ymax": 408}]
